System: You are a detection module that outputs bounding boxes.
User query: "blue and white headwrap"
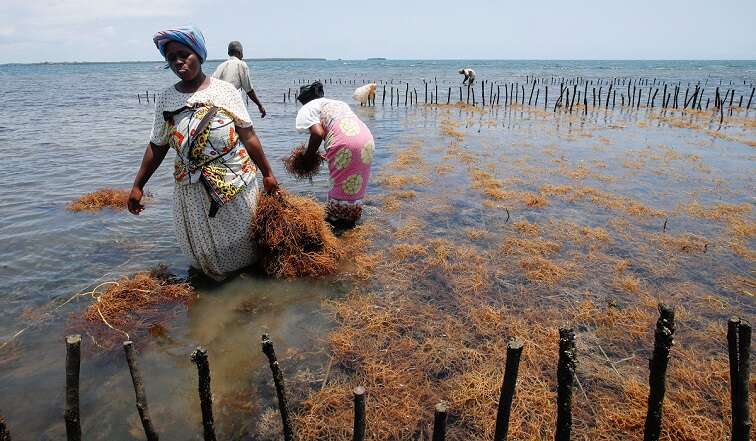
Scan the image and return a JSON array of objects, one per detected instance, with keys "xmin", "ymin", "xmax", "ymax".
[{"xmin": 153, "ymin": 26, "xmax": 208, "ymax": 63}]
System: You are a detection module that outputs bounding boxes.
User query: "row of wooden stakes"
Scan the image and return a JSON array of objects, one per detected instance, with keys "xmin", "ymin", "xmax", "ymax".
[
  {"xmin": 282, "ymin": 78, "xmax": 754, "ymax": 120},
  {"xmin": 0, "ymin": 305, "xmax": 750, "ymax": 441}
]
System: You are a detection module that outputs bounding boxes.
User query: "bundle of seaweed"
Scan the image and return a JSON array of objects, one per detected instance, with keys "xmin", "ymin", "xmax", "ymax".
[
  {"xmin": 254, "ymin": 191, "xmax": 343, "ymax": 278},
  {"xmin": 82, "ymin": 265, "xmax": 195, "ymax": 346},
  {"xmin": 283, "ymin": 144, "xmax": 324, "ymax": 180},
  {"xmin": 67, "ymin": 188, "xmax": 131, "ymax": 212}
]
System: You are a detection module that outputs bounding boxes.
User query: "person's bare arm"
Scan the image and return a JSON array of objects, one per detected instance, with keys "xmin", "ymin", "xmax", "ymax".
[
  {"xmin": 236, "ymin": 125, "xmax": 277, "ymax": 193},
  {"xmin": 128, "ymin": 142, "xmax": 170, "ymax": 215},
  {"xmin": 246, "ymin": 89, "xmax": 266, "ymax": 118},
  {"xmin": 306, "ymin": 123, "xmax": 325, "ymax": 158}
]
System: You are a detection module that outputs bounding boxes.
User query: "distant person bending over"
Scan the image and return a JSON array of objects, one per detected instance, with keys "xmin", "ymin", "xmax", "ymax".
[
  {"xmin": 296, "ymin": 81, "xmax": 375, "ymax": 230},
  {"xmin": 213, "ymin": 41, "xmax": 266, "ymax": 118},
  {"xmin": 459, "ymin": 68, "xmax": 476, "ymax": 85},
  {"xmin": 128, "ymin": 26, "xmax": 278, "ymax": 281}
]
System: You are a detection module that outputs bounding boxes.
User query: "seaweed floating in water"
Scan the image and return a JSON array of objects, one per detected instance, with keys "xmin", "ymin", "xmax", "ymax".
[
  {"xmin": 254, "ymin": 191, "xmax": 343, "ymax": 278},
  {"xmin": 67, "ymin": 188, "xmax": 132, "ymax": 212},
  {"xmin": 283, "ymin": 144, "xmax": 324, "ymax": 180},
  {"xmin": 82, "ymin": 265, "xmax": 195, "ymax": 346}
]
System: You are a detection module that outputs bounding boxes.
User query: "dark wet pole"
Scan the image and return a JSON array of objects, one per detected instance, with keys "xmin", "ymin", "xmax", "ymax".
[
  {"xmin": 124, "ymin": 341, "xmax": 159, "ymax": 441},
  {"xmin": 191, "ymin": 347, "xmax": 217, "ymax": 441},
  {"xmin": 494, "ymin": 340, "xmax": 524, "ymax": 441},
  {"xmin": 64, "ymin": 335, "xmax": 82, "ymax": 441},
  {"xmin": 728, "ymin": 318, "xmax": 752, "ymax": 441},
  {"xmin": 431, "ymin": 403, "xmax": 448, "ymax": 441},
  {"xmin": 352, "ymin": 386, "xmax": 366, "ymax": 441},
  {"xmin": 262, "ymin": 334, "xmax": 295, "ymax": 441},
  {"xmin": 554, "ymin": 329, "xmax": 576, "ymax": 441},
  {"xmin": 643, "ymin": 305, "xmax": 675, "ymax": 441}
]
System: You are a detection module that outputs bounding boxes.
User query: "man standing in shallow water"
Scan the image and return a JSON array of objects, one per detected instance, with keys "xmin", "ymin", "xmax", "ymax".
[{"xmin": 213, "ymin": 41, "xmax": 267, "ymax": 118}]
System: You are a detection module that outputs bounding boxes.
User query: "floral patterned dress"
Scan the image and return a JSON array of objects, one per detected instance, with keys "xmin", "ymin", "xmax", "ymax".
[
  {"xmin": 150, "ymin": 77, "xmax": 259, "ymax": 280},
  {"xmin": 296, "ymin": 98, "xmax": 374, "ymax": 222}
]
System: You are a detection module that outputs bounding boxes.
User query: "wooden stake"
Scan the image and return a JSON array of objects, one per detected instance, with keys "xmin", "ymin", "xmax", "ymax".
[
  {"xmin": 747, "ymin": 87, "xmax": 754, "ymax": 110},
  {"xmin": 432, "ymin": 402, "xmax": 448, "ymax": 441},
  {"xmin": 447, "ymin": 87, "xmax": 451, "ymax": 105},
  {"xmin": 643, "ymin": 305, "xmax": 675, "ymax": 441},
  {"xmin": 262, "ymin": 334, "xmax": 294, "ymax": 441},
  {"xmin": 728, "ymin": 318, "xmax": 752, "ymax": 441},
  {"xmin": 191, "ymin": 347, "xmax": 216, "ymax": 441},
  {"xmin": 352, "ymin": 386, "xmax": 366, "ymax": 441},
  {"xmin": 555, "ymin": 329, "xmax": 576, "ymax": 441},
  {"xmin": 494, "ymin": 340, "xmax": 524, "ymax": 441},
  {"xmin": 64, "ymin": 335, "xmax": 82, "ymax": 441},
  {"xmin": 124, "ymin": 342, "xmax": 159, "ymax": 441},
  {"xmin": 0, "ymin": 414, "xmax": 11, "ymax": 441}
]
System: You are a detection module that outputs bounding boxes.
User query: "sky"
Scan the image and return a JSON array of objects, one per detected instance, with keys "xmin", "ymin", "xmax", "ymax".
[{"xmin": 1, "ymin": 0, "xmax": 755, "ymax": 64}]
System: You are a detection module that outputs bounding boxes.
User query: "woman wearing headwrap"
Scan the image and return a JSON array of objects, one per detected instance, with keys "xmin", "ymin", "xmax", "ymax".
[
  {"xmin": 295, "ymin": 81, "xmax": 374, "ymax": 230},
  {"xmin": 128, "ymin": 26, "xmax": 278, "ymax": 280}
]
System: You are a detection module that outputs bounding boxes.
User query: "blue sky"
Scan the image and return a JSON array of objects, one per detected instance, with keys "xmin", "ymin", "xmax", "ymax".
[{"xmin": 1, "ymin": 0, "xmax": 755, "ymax": 63}]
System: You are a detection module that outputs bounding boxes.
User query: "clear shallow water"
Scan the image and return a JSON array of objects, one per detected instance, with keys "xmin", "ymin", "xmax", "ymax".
[{"xmin": 0, "ymin": 60, "xmax": 754, "ymax": 440}]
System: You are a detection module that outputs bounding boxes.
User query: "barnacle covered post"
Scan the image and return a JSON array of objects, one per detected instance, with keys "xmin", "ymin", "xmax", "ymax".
[
  {"xmin": 555, "ymin": 328, "xmax": 576, "ymax": 441},
  {"xmin": 190, "ymin": 347, "xmax": 217, "ymax": 441},
  {"xmin": 728, "ymin": 317, "xmax": 752, "ymax": 441},
  {"xmin": 643, "ymin": 304, "xmax": 675, "ymax": 441},
  {"xmin": 262, "ymin": 334, "xmax": 294, "ymax": 441}
]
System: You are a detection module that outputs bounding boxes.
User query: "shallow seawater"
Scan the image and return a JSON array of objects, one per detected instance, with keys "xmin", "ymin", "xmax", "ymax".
[{"xmin": 0, "ymin": 60, "xmax": 754, "ymax": 440}]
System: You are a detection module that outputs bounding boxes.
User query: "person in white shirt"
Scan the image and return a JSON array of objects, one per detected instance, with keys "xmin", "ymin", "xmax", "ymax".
[
  {"xmin": 212, "ymin": 41, "xmax": 266, "ymax": 118},
  {"xmin": 459, "ymin": 68, "xmax": 476, "ymax": 85}
]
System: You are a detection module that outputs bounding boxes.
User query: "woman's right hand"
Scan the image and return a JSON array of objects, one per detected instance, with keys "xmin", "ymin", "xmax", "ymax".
[{"xmin": 127, "ymin": 186, "xmax": 145, "ymax": 215}]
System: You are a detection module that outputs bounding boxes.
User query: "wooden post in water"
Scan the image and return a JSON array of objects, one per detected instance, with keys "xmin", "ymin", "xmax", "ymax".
[
  {"xmin": 390, "ymin": 87, "xmax": 394, "ymax": 107},
  {"xmin": 352, "ymin": 386, "xmax": 366, "ymax": 441},
  {"xmin": 534, "ymin": 89, "xmax": 540, "ymax": 107},
  {"xmin": 405, "ymin": 83, "xmax": 409, "ymax": 106},
  {"xmin": 606, "ymin": 84, "xmax": 613, "ymax": 109},
  {"xmin": 382, "ymin": 85, "xmax": 386, "ymax": 106},
  {"xmin": 138, "ymin": 94, "xmax": 141, "ymax": 104},
  {"xmin": 425, "ymin": 81, "xmax": 428, "ymax": 104},
  {"xmin": 432, "ymin": 403, "xmax": 448, "ymax": 441},
  {"xmin": 555, "ymin": 329, "xmax": 576, "ymax": 441},
  {"xmin": 728, "ymin": 318, "xmax": 752, "ymax": 441},
  {"xmin": 191, "ymin": 347, "xmax": 217, "ymax": 441},
  {"xmin": 64, "ymin": 335, "xmax": 82, "ymax": 441},
  {"xmin": 436, "ymin": 84, "xmax": 439, "ymax": 105},
  {"xmin": 447, "ymin": 87, "xmax": 451, "ymax": 105},
  {"xmin": 493, "ymin": 340, "xmax": 524, "ymax": 441},
  {"xmin": 643, "ymin": 305, "xmax": 675, "ymax": 441},
  {"xmin": 528, "ymin": 82, "xmax": 536, "ymax": 105},
  {"xmin": 746, "ymin": 87, "xmax": 754, "ymax": 110},
  {"xmin": 124, "ymin": 342, "xmax": 159, "ymax": 441},
  {"xmin": 0, "ymin": 414, "xmax": 10, "ymax": 441},
  {"xmin": 481, "ymin": 81, "xmax": 485, "ymax": 106},
  {"xmin": 545, "ymin": 86, "xmax": 548, "ymax": 110},
  {"xmin": 262, "ymin": 334, "xmax": 294, "ymax": 441}
]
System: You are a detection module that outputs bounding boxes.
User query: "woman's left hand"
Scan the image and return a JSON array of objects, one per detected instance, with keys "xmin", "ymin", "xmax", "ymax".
[{"xmin": 262, "ymin": 175, "xmax": 278, "ymax": 194}]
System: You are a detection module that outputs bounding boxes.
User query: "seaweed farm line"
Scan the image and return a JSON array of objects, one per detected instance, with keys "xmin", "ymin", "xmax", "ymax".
[
  {"xmin": 1, "ymin": 311, "xmax": 750, "ymax": 441},
  {"xmin": 1, "ymin": 60, "xmax": 755, "ymax": 440}
]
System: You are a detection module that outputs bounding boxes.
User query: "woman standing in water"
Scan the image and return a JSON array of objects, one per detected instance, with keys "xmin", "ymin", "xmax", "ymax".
[
  {"xmin": 296, "ymin": 81, "xmax": 374, "ymax": 230},
  {"xmin": 128, "ymin": 26, "xmax": 278, "ymax": 280}
]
